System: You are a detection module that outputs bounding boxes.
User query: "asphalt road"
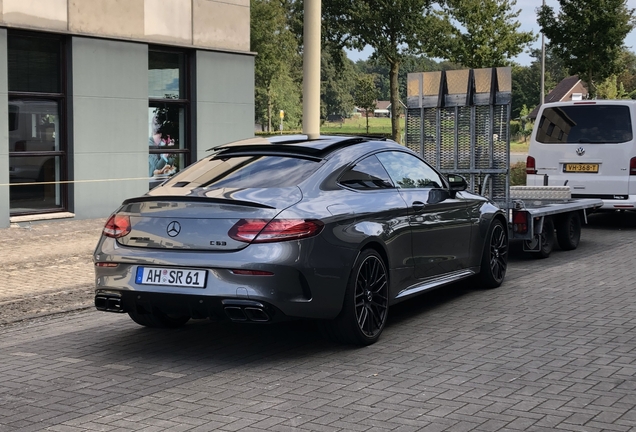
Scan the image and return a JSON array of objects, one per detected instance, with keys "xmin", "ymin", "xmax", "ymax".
[
  {"xmin": 511, "ymin": 153, "xmax": 527, "ymax": 165},
  {"xmin": 1, "ymin": 211, "xmax": 635, "ymax": 431}
]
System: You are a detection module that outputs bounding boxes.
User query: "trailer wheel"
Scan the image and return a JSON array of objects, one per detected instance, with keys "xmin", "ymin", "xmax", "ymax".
[
  {"xmin": 536, "ymin": 216, "xmax": 555, "ymax": 259},
  {"xmin": 556, "ymin": 212, "xmax": 581, "ymax": 251}
]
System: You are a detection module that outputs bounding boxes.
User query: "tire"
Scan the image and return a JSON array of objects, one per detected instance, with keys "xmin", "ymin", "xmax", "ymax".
[
  {"xmin": 128, "ymin": 307, "xmax": 190, "ymax": 328},
  {"xmin": 325, "ymin": 249, "xmax": 389, "ymax": 346},
  {"xmin": 536, "ymin": 216, "xmax": 555, "ymax": 259},
  {"xmin": 556, "ymin": 212, "xmax": 581, "ymax": 251},
  {"xmin": 479, "ymin": 219, "xmax": 508, "ymax": 289}
]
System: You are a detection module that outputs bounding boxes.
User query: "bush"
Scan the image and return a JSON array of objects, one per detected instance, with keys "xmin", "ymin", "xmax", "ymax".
[
  {"xmin": 510, "ymin": 161, "xmax": 526, "ymax": 186},
  {"xmin": 509, "ymin": 120, "xmax": 521, "ymax": 136}
]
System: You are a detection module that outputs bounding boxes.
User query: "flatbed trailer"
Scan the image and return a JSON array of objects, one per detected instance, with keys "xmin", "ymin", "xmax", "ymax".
[{"xmin": 405, "ymin": 67, "xmax": 603, "ymax": 258}]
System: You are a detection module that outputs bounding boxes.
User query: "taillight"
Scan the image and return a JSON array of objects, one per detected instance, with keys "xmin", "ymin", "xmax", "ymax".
[
  {"xmin": 229, "ymin": 219, "xmax": 324, "ymax": 243},
  {"xmin": 95, "ymin": 262, "xmax": 119, "ymax": 268},
  {"xmin": 630, "ymin": 157, "xmax": 636, "ymax": 175},
  {"xmin": 512, "ymin": 210, "xmax": 528, "ymax": 234},
  {"xmin": 103, "ymin": 214, "xmax": 131, "ymax": 238},
  {"xmin": 526, "ymin": 156, "xmax": 537, "ymax": 175}
]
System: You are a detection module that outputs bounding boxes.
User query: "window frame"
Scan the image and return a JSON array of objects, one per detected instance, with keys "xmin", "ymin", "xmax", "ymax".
[
  {"xmin": 8, "ymin": 30, "xmax": 68, "ymax": 216},
  {"xmin": 375, "ymin": 150, "xmax": 446, "ymax": 190},
  {"xmin": 337, "ymin": 154, "xmax": 396, "ymax": 191},
  {"xmin": 148, "ymin": 46, "xmax": 193, "ymax": 183}
]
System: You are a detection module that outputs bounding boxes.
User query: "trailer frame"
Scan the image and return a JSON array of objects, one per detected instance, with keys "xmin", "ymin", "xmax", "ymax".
[{"xmin": 405, "ymin": 68, "xmax": 602, "ymax": 257}]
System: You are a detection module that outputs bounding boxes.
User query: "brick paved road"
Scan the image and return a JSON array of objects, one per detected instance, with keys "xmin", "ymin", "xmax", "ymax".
[
  {"xmin": 0, "ymin": 218, "xmax": 104, "ymax": 324},
  {"xmin": 0, "ymin": 212, "xmax": 635, "ymax": 431}
]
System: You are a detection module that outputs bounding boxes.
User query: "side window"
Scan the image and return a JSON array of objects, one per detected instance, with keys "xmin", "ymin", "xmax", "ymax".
[
  {"xmin": 339, "ymin": 155, "xmax": 394, "ymax": 190},
  {"xmin": 376, "ymin": 151, "xmax": 444, "ymax": 189}
]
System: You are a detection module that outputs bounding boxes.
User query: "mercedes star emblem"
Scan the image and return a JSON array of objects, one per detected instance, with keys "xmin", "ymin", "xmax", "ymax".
[
  {"xmin": 576, "ymin": 147, "xmax": 585, "ymax": 156},
  {"xmin": 167, "ymin": 221, "xmax": 181, "ymax": 237}
]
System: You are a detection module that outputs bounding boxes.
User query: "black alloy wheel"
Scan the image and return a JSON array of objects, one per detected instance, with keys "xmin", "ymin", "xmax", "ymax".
[
  {"xmin": 479, "ymin": 219, "xmax": 508, "ymax": 288},
  {"xmin": 354, "ymin": 253, "xmax": 389, "ymax": 339},
  {"xmin": 325, "ymin": 249, "xmax": 389, "ymax": 345}
]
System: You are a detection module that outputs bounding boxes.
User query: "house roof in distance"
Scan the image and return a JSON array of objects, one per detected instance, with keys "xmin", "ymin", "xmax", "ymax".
[{"xmin": 528, "ymin": 76, "xmax": 586, "ymax": 119}]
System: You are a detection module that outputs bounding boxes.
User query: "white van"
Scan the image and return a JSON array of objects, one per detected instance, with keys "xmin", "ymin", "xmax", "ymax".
[{"xmin": 527, "ymin": 100, "xmax": 636, "ymax": 210}]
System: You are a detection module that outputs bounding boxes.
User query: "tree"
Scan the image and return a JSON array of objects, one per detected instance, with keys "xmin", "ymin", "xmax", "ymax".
[
  {"xmin": 251, "ymin": 0, "xmax": 300, "ymax": 132},
  {"xmin": 512, "ymin": 64, "xmax": 540, "ymax": 119},
  {"xmin": 437, "ymin": 0, "xmax": 535, "ymax": 68},
  {"xmin": 511, "ymin": 47, "xmax": 568, "ymax": 119},
  {"xmin": 322, "ymin": 51, "xmax": 357, "ymax": 118},
  {"xmin": 323, "ymin": 0, "xmax": 455, "ymax": 143},
  {"xmin": 355, "ymin": 59, "xmax": 391, "ymax": 101},
  {"xmin": 519, "ymin": 104, "xmax": 533, "ymax": 142},
  {"xmin": 353, "ymin": 74, "xmax": 379, "ymax": 134},
  {"xmin": 596, "ymin": 75, "xmax": 629, "ymax": 99},
  {"xmin": 529, "ymin": 47, "xmax": 568, "ymax": 86},
  {"xmin": 538, "ymin": 0, "xmax": 636, "ymax": 98},
  {"xmin": 616, "ymin": 48, "xmax": 636, "ymax": 95},
  {"xmin": 355, "ymin": 55, "xmax": 452, "ymax": 103}
]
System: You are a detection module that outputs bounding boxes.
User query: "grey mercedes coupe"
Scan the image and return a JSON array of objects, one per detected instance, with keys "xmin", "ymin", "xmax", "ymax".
[{"xmin": 94, "ymin": 135, "xmax": 508, "ymax": 345}]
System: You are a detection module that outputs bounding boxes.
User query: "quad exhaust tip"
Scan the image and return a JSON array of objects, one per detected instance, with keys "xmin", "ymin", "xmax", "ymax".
[
  {"xmin": 95, "ymin": 294, "xmax": 125, "ymax": 313},
  {"xmin": 222, "ymin": 300, "xmax": 271, "ymax": 322}
]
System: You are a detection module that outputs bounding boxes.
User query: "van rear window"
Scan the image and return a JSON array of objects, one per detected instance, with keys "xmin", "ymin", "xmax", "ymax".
[{"xmin": 537, "ymin": 105, "xmax": 632, "ymax": 144}]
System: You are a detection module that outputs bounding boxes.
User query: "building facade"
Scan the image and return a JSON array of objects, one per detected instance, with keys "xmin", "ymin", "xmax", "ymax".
[{"xmin": 0, "ymin": 0, "xmax": 254, "ymax": 227}]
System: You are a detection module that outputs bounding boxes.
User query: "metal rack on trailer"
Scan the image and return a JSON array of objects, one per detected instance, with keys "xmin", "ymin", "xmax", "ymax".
[{"xmin": 405, "ymin": 67, "xmax": 602, "ymax": 258}]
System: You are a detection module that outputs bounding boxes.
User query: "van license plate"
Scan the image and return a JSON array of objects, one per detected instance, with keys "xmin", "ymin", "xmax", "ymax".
[
  {"xmin": 563, "ymin": 163, "xmax": 599, "ymax": 173},
  {"xmin": 136, "ymin": 267, "xmax": 207, "ymax": 288}
]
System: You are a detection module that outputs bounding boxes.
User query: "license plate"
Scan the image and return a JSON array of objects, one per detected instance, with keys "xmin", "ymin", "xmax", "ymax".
[
  {"xmin": 135, "ymin": 267, "xmax": 207, "ymax": 288},
  {"xmin": 563, "ymin": 163, "xmax": 599, "ymax": 173}
]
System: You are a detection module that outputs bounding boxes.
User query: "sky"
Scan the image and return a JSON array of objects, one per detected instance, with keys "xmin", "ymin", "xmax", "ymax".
[{"xmin": 345, "ymin": 0, "xmax": 636, "ymax": 67}]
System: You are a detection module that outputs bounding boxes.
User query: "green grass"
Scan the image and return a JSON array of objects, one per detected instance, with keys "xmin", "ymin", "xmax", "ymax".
[
  {"xmin": 320, "ymin": 116, "xmax": 402, "ymax": 135},
  {"xmin": 510, "ymin": 138, "xmax": 529, "ymax": 153}
]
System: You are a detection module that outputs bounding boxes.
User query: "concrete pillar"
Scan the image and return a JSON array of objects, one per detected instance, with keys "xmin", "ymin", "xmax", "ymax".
[{"xmin": 302, "ymin": 0, "xmax": 321, "ymax": 139}]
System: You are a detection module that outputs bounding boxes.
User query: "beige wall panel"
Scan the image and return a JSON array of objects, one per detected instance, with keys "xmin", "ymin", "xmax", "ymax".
[
  {"xmin": 3, "ymin": 0, "xmax": 68, "ymax": 31},
  {"xmin": 193, "ymin": 0, "xmax": 249, "ymax": 51},
  {"xmin": 69, "ymin": 0, "xmax": 144, "ymax": 39},
  {"xmin": 144, "ymin": 0, "xmax": 191, "ymax": 44}
]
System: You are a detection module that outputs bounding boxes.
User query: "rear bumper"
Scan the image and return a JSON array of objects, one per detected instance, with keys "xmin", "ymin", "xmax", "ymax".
[
  {"xmin": 94, "ymin": 237, "xmax": 357, "ymax": 321},
  {"xmin": 570, "ymin": 195, "xmax": 636, "ymax": 210},
  {"xmin": 95, "ymin": 290, "xmax": 287, "ymax": 323}
]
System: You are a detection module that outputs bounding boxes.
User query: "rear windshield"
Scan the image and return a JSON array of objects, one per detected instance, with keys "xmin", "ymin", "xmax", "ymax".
[
  {"xmin": 198, "ymin": 155, "xmax": 320, "ymax": 188},
  {"xmin": 537, "ymin": 105, "xmax": 633, "ymax": 144}
]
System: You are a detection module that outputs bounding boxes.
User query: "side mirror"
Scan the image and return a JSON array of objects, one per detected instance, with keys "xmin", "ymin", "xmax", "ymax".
[
  {"xmin": 447, "ymin": 174, "xmax": 467, "ymax": 192},
  {"xmin": 427, "ymin": 188, "xmax": 451, "ymax": 204}
]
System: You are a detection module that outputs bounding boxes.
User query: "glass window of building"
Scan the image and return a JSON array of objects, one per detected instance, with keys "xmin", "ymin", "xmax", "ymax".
[
  {"xmin": 8, "ymin": 32, "xmax": 66, "ymax": 215},
  {"xmin": 148, "ymin": 49, "xmax": 191, "ymax": 189}
]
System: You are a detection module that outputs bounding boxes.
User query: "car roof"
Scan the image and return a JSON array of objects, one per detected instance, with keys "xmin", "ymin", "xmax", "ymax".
[
  {"xmin": 543, "ymin": 100, "xmax": 636, "ymax": 108},
  {"xmin": 208, "ymin": 135, "xmax": 392, "ymax": 159}
]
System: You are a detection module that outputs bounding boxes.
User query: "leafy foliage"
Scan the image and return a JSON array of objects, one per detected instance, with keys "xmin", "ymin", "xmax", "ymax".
[
  {"xmin": 538, "ymin": 0, "xmax": 636, "ymax": 97},
  {"xmin": 323, "ymin": 0, "xmax": 454, "ymax": 143},
  {"xmin": 510, "ymin": 161, "xmax": 526, "ymax": 186},
  {"xmin": 512, "ymin": 64, "xmax": 541, "ymax": 119},
  {"xmin": 596, "ymin": 75, "xmax": 630, "ymax": 99},
  {"xmin": 511, "ymin": 47, "xmax": 571, "ymax": 119},
  {"xmin": 437, "ymin": 0, "xmax": 536, "ymax": 68},
  {"xmin": 616, "ymin": 48, "xmax": 636, "ymax": 96},
  {"xmin": 353, "ymin": 74, "xmax": 379, "ymax": 133},
  {"xmin": 322, "ymin": 51, "xmax": 357, "ymax": 118},
  {"xmin": 251, "ymin": 0, "xmax": 301, "ymax": 132}
]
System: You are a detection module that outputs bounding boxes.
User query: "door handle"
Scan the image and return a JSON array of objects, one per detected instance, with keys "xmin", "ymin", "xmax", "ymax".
[{"xmin": 412, "ymin": 201, "xmax": 425, "ymax": 210}]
